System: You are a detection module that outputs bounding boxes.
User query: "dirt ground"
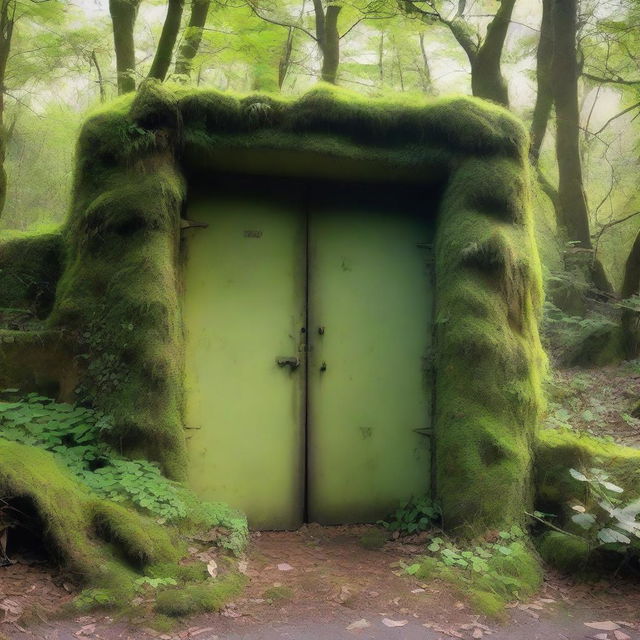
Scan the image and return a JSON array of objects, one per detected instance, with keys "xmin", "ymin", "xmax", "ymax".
[{"xmin": 2, "ymin": 524, "xmax": 640, "ymax": 640}]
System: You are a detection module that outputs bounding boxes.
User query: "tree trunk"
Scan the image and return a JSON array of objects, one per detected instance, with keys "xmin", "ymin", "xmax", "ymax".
[
  {"xmin": 418, "ymin": 32, "xmax": 434, "ymax": 93},
  {"xmin": 320, "ymin": 3, "xmax": 341, "ymax": 83},
  {"xmin": 279, "ymin": 27, "xmax": 294, "ymax": 89},
  {"xmin": 378, "ymin": 33, "xmax": 384, "ymax": 86},
  {"xmin": 148, "ymin": 0, "xmax": 185, "ymax": 82},
  {"xmin": 551, "ymin": 0, "xmax": 591, "ymax": 248},
  {"xmin": 470, "ymin": 0, "xmax": 515, "ymax": 106},
  {"xmin": 529, "ymin": 0, "xmax": 553, "ymax": 165},
  {"xmin": 551, "ymin": 0, "xmax": 612, "ymax": 292},
  {"xmin": 621, "ymin": 230, "xmax": 640, "ymax": 357},
  {"xmin": 175, "ymin": 0, "xmax": 210, "ymax": 79},
  {"xmin": 0, "ymin": 0, "xmax": 15, "ymax": 219},
  {"xmin": 90, "ymin": 50, "xmax": 107, "ymax": 102},
  {"xmin": 109, "ymin": 0, "xmax": 140, "ymax": 94}
]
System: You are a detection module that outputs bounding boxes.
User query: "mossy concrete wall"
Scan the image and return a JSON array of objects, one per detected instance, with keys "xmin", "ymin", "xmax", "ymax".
[{"xmin": 0, "ymin": 81, "xmax": 546, "ymax": 531}]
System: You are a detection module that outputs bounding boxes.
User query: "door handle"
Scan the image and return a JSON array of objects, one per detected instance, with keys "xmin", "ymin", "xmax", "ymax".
[{"xmin": 276, "ymin": 356, "xmax": 300, "ymax": 369}]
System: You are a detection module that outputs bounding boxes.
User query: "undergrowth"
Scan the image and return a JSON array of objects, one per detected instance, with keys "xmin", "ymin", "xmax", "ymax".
[
  {"xmin": 0, "ymin": 392, "xmax": 248, "ymax": 555},
  {"xmin": 404, "ymin": 526, "xmax": 542, "ymax": 619}
]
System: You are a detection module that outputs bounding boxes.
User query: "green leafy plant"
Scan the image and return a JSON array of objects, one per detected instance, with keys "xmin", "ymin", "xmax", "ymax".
[
  {"xmin": 568, "ymin": 467, "xmax": 640, "ymax": 547},
  {"xmin": 135, "ymin": 577, "xmax": 178, "ymax": 590},
  {"xmin": 529, "ymin": 467, "xmax": 640, "ymax": 560},
  {"xmin": 403, "ymin": 526, "xmax": 540, "ymax": 618},
  {"xmin": 1, "ymin": 395, "xmax": 188, "ymax": 522},
  {"xmin": 379, "ymin": 496, "xmax": 440, "ymax": 536}
]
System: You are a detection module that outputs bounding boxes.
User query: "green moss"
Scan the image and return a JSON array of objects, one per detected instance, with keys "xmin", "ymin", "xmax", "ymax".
[
  {"xmin": 412, "ymin": 542, "xmax": 542, "ymax": 620},
  {"xmin": 263, "ymin": 585, "xmax": 294, "ymax": 602},
  {"xmin": 359, "ymin": 529, "xmax": 387, "ymax": 550},
  {"xmin": 154, "ymin": 574, "xmax": 246, "ymax": 617},
  {"xmin": 537, "ymin": 531, "xmax": 589, "ymax": 573},
  {"xmin": 435, "ymin": 156, "xmax": 546, "ymax": 531},
  {"xmin": 0, "ymin": 440, "xmax": 176, "ymax": 604},
  {"xmin": 535, "ymin": 428, "xmax": 640, "ymax": 514},
  {"xmin": 0, "ymin": 229, "xmax": 63, "ymax": 318},
  {"xmin": 467, "ymin": 589, "xmax": 506, "ymax": 620},
  {"xmin": 147, "ymin": 614, "xmax": 177, "ymax": 634}
]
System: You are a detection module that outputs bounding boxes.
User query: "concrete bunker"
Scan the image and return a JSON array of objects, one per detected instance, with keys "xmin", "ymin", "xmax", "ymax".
[{"xmin": 0, "ymin": 82, "xmax": 545, "ymax": 533}]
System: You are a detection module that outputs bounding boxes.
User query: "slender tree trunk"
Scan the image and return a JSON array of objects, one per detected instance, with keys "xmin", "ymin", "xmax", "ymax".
[
  {"xmin": 470, "ymin": 0, "xmax": 515, "ymax": 106},
  {"xmin": 378, "ymin": 33, "xmax": 384, "ymax": 86},
  {"xmin": 175, "ymin": 0, "xmax": 210, "ymax": 79},
  {"xmin": 418, "ymin": 32, "xmax": 433, "ymax": 93},
  {"xmin": 529, "ymin": 0, "xmax": 553, "ymax": 165},
  {"xmin": 551, "ymin": 0, "xmax": 612, "ymax": 292},
  {"xmin": 279, "ymin": 27, "xmax": 294, "ymax": 89},
  {"xmin": 0, "ymin": 0, "xmax": 15, "ymax": 218},
  {"xmin": 148, "ymin": 0, "xmax": 185, "ymax": 82},
  {"xmin": 621, "ymin": 230, "xmax": 640, "ymax": 357},
  {"xmin": 320, "ymin": 3, "xmax": 341, "ymax": 83},
  {"xmin": 109, "ymin": 0, "xmax": 140, "ymax": 94},
  {"xmin": 395, "ymin": 39, "xmax": 405, "ymax": 91},
  {"xmin": 90, "ymin": 50, "xmax": 107, "ymax": 102},
  {"xmin": 551, "ymin": 0, "xmax": 590, "ymax": 248}
]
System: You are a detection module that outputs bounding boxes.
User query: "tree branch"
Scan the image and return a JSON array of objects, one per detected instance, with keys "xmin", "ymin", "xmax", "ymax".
[{"xmin": 245, "ymin": 0, "xmax": 317, "ymax": 42}]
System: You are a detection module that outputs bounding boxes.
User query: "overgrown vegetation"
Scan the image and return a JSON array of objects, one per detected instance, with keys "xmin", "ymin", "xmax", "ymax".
[
  {"xmin": 0, "ymin": 393, "xmax": 247, "ymax": 553},
  {"xmin": 404, "ymin": 526, "xmax": 542, "ymax": 619}
]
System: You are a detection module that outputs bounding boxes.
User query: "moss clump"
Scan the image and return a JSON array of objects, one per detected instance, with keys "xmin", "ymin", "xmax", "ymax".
[
  {"xmin": 411, "ymin": 541, "xmax": 542, "ymax": 620},
  {"xmin": 359, "ymin": 529, "xmax": 387, "ymax": 550},
  {"xmin": 535, "ymin": 428, "xmax": 640, "ymax": 514},
  {"xmin": 263, "ymin": 585, "xmax": 294, "ymax": 602},
  {"xmin": 0, "ymin": 440, "xmax": 177, "ymax": 603},
  {"xmin": 435, "ymin": 156, "xmax": 545, "ymax": 530},
  {"xmin": 0, "ymin": 229, "xmax": 63, "ymax": 319},
  {"xmin": 155, "ymin": 574, "xmax": 246, "ymax": 617},
  {"xmin": 537, "ymin": 532, "xmax": 589, "ymax": 573}
]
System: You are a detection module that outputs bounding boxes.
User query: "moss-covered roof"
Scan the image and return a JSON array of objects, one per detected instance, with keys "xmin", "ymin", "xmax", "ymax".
[{"xmin": 78, "ymin": 82, "xmax": 528, "ymax": 186}]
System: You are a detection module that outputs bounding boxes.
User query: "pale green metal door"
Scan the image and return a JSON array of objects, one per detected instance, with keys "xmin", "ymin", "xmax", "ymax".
[
  {"xmin": 307, "ymin": 188, "xmax": 433, "ymax": 524},
  {"xmin": 183, "ymin": 185, "xmax": 306, "ymax": 530},
  {"xmin": 183, "ymin": 181, "xmax": 433, "ymax": 529}
]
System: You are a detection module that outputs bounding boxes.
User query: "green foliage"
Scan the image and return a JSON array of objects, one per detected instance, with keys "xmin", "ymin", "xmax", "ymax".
[
  {"xmin": 379, "ymin": 496, "xmax": 440, "ymax": 535},
  {"xmin": 533, "ymin": 467, "xmax": 640, "ymax": 558},
  {"xmin": 0, "ymin": 395, "xmax": 187, "ymax": 521},
  {"xmin": 542, "ymin": 300, "xmax": 624, "ymax": 368},
  {"xmin": 404, "ymin": 527, "xmax": 542, "ymax": 619},
  {"xmin": 0, "ymin": 394, "xmax": 248, "ymax": 552}
]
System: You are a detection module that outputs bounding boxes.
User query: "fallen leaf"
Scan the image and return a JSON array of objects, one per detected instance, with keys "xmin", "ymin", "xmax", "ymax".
[
  {"xmin": 207, "ymin": 559, "xmax": 218, "ymax": 578},
  {"xmin": 346, "ymin": 619, "xmax": 370, "ymax": 631},
  {"xmin": 382, "ymin": 618, "xmax": 408, "ymax": 627},
  {"xmin": 410, "ymin": 588, "xmax": 425, "ymax": 594},
  {"xmin": 614, "ymin": 631, "xmax": 631, "ymax": 640},
  {"xmin": 585, "ymin": 622, "xmax": 621, "ymax": 632},
  {"xmin": 472, "ymin": 629, "xmax": 483, "ymax": 639},
  {"xmin": 277, "ymin": 563, "xmax": 293, "ymax": 571},
  {"xmin": 190, "ymin": 628, "xmax": 218, "ymax": 637}
]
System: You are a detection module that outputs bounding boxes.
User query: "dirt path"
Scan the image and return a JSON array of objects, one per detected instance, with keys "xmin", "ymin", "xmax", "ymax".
[{"xmin": 2, "ymin": 525, "xmax": 640, "ymax": 640}]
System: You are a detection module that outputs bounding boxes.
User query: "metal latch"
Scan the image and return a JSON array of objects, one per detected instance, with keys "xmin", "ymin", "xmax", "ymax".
[{"xmin": 276, "ymin": 356, "xmax": 300, "ymax": 369}]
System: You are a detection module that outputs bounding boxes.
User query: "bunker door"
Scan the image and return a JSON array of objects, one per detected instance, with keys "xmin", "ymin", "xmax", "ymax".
[{"xmin": 183, "ymin": 178, "xmax": 434, "ymax": 529}]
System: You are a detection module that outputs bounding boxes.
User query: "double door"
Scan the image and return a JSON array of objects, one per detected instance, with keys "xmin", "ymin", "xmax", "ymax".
[{"xmin": 183, "ymin": 177, "xmax": 434, "ymax": 529}]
